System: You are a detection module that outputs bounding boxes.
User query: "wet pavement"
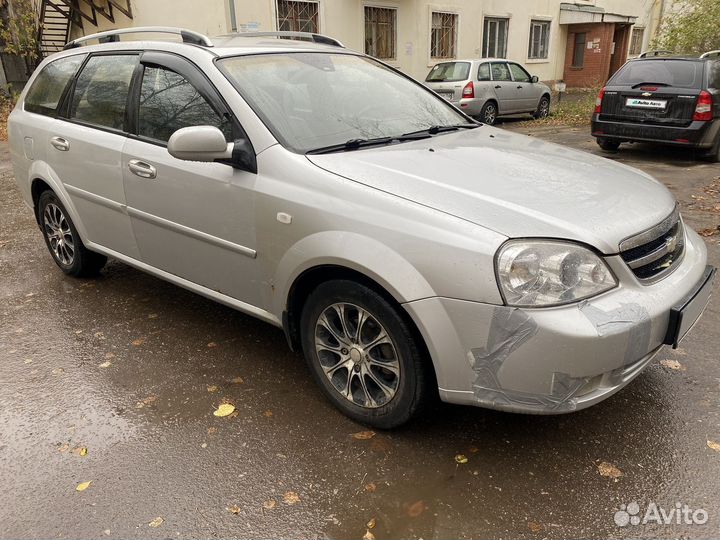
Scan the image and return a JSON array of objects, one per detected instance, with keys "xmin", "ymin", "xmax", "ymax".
[{"xmin": 1, "ymin": 129, "xmax": 719, "ymax": 540}]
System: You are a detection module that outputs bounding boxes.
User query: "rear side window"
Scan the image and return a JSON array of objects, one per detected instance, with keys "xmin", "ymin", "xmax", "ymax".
[
  {"xmin": 491, "ymin": 62, "xmax": 512, "ymax": 81},
  {"xmin": 709, "ymin": 61, "xmax": 720, "ymax": 90},
  {"xmin": 426, "ymin": 62, "xmax": 470, "ymax": 82},
  {"xmin": 70, "ymin": 55, "xmax": 138, "ymax": 131},
  {"xmin": 478, "ymin": 63, "xmax": 490, "ymax": 81},
  {"xmin": 610, "ymin": 60, "xmax": 703, "ymax": 88},
  {"xmin": 24, "ymin": 55, "xmax": 85, "ymax": 116},
  {"xmin": 138, "ymin": 66, "xmax": 232, "ymax": 143}
]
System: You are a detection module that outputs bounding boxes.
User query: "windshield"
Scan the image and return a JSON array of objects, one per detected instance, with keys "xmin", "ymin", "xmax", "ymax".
[
  {"xmin": 610, "ymin": 60, "xmax": 703, "ymax": 88},
  {"xmin": 218, "ymin": 53, "xmax": 469, "ymax": 153},
  {"xmin": 425, "ymin": 62, "xmax": 471, "ymax": 82}
]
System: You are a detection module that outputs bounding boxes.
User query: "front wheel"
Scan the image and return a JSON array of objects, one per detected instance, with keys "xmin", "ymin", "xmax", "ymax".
[
  {"xmin": 534, "ymin": 96, "xmax": 550, "ymax": 119},
  {"xmin": 597, "ymin": 137, "xmax": 621, "ymax": 152},
  {"xmin": 479, "ymin": 101, "xmax": 498, "ymax": 125},
  {"xmin": 300, "ymin": 280, "xmax": 432, "ymax": 428},
  {"xmin": 38, "ymin": 190, "xmax": 107, "ymax": 277}
]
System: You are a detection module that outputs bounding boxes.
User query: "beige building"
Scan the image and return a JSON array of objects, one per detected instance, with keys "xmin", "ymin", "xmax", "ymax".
[{"xmin": 48, "ymin": 0, "xmax": 673, "ymax": 87}]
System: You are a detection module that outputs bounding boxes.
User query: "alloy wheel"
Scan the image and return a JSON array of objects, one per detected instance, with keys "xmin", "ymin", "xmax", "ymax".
[
  {"xmin": 484, "ymin": 104, "xmax": 497, "ymax": 124},
  {"xmin": 43, "ymin": 203, "xmax": 74, "ymax": 266},
  {"xmin": 314, "ymin": 302, "xmax": 401, "ymax": 408}
]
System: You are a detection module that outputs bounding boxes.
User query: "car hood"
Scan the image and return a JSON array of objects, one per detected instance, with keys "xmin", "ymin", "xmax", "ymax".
[{"xmin": 306, "ymin": 126, "xmax": 675, "ymax": 254}]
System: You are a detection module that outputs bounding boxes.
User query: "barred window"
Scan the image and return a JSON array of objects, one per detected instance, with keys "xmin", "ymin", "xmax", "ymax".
[
  {"xmin": 431, "ymin": 12, "xmax": 458, "ymax": 59},
  {"xmin": 528, "ymin": 20, "xmax": 550, "ymax": 59},
  {"xmin": 276, "ymin": 0, "xmax": 319, "ymax": 33},
  {"xmin": 365, "ymin": 6, "xmax": 396, "ymax": 60},
  {"xmin": 629, "ymin": 28, "xmax": 644, "ymax": 56}
]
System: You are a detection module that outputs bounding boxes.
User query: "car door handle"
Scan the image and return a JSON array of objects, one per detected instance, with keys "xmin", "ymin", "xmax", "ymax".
[
  {"xmin": 50, "ymin": 136, "xmax": 69, "ymax": 151},
  {"xmin": 128, "ymin": 159, "xmax": 157, "ymax": 179}
]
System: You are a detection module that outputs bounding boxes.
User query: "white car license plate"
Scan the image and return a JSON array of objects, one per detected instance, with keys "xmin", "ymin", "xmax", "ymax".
[
  {"xmin": 626, "ymin": 97, "xmax": 666, "ymax": 109},
  {"xmin": 437, "ymin": 91, "xmax": 454, "ymax": 101}
]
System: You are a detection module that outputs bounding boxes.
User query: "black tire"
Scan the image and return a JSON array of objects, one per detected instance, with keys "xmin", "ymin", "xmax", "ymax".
[
  {"xmin": 534, "ymin": 95, "xmax": 550, "ymax": 119},
  {"xmin": 597, "ymin": 137, "xmax": 621, "ymax": 152},
  {"xmin": 38, "ymin": 190, "xmax": 107, "ymax": 277},
  {"xmin": 479, "ymin": 101, "xmax": 498, "ymax": 125},
  {"xmin": 701, "ymin": 135, "xmax": 720, "ymax": 163},
  {"xmin": 300, "ymin": 280, "xmax": 432, "ymax": 429}
]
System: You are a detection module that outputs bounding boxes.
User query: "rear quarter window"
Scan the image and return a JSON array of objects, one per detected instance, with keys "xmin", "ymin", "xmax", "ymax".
[
  {"xmin": 24, "ymin": 54, "xmax": 86, "ymax": 116},
  {"xmin": 709, "ymin": 60, "xmax": 720, "ymax": 90},
  {"xmin": 610, "ymin": 60, "xmax": 703, "ymax": 88}
]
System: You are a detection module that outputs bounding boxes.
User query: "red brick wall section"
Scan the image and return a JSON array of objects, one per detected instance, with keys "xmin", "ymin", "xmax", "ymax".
[{"xmin": 563, "ymin": 23, "xmax": 615, "ymax": 88}]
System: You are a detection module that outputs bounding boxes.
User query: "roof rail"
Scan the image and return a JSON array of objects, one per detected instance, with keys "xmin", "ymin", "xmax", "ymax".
[
  {"xmin": 219, "ymin": 31, "xmax": 344, "ymax": 48},
  {"xmin": 638, "ymin": 50, "xmax": 674, "ymax": 58},
  {"xmin": 700, "ymin": 50, "xmax": 720, "ymax": 58},
  {"xmin": 64, "ymin": 26, "xmax": 213, "ymax": 50}
]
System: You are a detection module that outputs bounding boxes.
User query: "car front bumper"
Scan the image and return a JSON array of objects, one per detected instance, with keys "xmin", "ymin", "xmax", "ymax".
[
  {"xmin": 404, "ymin": 227, "xmax": 712, "ymax": 414},
  {"xmin": 591, "ymin": 115, "xmax": 720, "ymax": 148}
]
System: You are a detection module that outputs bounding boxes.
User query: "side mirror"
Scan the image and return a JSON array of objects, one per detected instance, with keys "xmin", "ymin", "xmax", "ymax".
[
  {"xmin": 167, "ymin": 126, "xmax": 233, "ymax": 162},
  {"xmin": 531, "ymin": 75, "xmax": 539, "ymax": 84}
]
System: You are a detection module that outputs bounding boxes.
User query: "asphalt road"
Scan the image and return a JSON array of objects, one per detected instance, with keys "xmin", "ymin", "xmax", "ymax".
[{"xmin": 1, "ymin": 128, "xmax": 719, "ymax": 540}]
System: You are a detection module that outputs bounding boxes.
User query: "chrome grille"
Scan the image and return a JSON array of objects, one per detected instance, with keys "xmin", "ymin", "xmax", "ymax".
[{"xmin": 619, "ymin": 206, "xmax": 685, "ymax": 283}]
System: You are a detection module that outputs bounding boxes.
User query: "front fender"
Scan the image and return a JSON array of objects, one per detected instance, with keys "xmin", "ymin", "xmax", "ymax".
[{"xmin": 273, "ymin": 231, "xmax": 437, "ymax": 316}]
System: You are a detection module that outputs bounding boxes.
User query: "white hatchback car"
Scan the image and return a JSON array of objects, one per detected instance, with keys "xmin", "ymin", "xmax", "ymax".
[{"xmin": 8, "ymin": 28, "xmax": 715, "ymax": 428}]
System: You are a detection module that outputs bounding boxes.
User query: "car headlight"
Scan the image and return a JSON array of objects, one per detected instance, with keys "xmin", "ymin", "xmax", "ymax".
[{"xmin": 496, "ymin": 240, "xmax": 617, "ymax": 307}]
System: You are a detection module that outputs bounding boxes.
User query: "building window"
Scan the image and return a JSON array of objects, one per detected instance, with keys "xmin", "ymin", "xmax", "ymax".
[
  {"xmin": 572, "ymin": 32, "xmax": 586, "ymax": 67},
  {"xmin": 629, "ymin": 27, "xmax": 644, "ymax": 56},
  {"xmin": 430, "ymin": 12, "xmax": 458, "ymax": 59},
  {"xmin": 528, "ymin": 20, "xmax": 550, "ymax": 59},
  {"xmin": 482, "ymin": 17, "xmax": 508, "ymax": 58},
  {"xmin": 276, "ymin": 0, "xmax": 319, "ymax": 33},
  {"xmin": 365, "ymin": 6, "xmax": 396, "ymax": 60}
]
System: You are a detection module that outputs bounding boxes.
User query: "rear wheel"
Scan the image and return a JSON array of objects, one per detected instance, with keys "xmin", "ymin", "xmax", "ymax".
[
  {"xmin": 38, "ymin": 191, "xmax": 107, "ymax": 277},
  {"xmin": 479, "ymin": 101, "xmax": 498, "ymax": 125},
  {"xmin": 702, "ymin": 135, "xmax": 720, "ymax": 163},
  {"xmin": 534, "ymin": 96, "xmax": 550, "ymax": 119},
  {"xmin": 300, "ymin": 280, "xmax": 432, "ymax": 428},
  {"xmin": 597, "ymin": 137, "xmax": 621, "ymax": 152}
]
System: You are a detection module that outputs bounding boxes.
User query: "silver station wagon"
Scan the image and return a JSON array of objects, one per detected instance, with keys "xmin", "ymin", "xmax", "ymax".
[
  {"xmin": 8, "ymin": 27, "xmax": 715, "ymax": 428},
  {"xmin": 425, "ymin": 59, "xmax": 552, "ymax": 124}
]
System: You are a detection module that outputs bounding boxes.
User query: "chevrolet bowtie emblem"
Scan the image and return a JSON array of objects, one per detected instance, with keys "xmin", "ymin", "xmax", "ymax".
[{"xmin": 641, "ymin": 92, "xmax": 653, "ymax": 97}]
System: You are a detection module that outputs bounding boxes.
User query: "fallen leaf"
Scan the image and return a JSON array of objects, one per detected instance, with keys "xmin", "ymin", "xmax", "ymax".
[
  {"xmin": 131, "ymin": 338, "xmax": 145, "ymax": 346},
  {"xmin": 207, "ymin": 385, "xmax": 219, "ymax": 393},
  {"xmin": 283, "ymin": 491, "xmax": 300, "ymax": 505},
  {"xmin": 352, "ymin": 430, "xmax": 376, "ymax": 440},
  {"xmin": 104, "ymin": 352, "xmax": 115, "ymax": 359},
  {"xmin": 148, "ymin": 517, "xmax": 164, "ymax": 528},
  {"xmin": 364, "ymin": 482, "xmax": 377, "ymax": 493},
  {"xmin": 147, "ymin": 313, "xmax": 158, "ymax": 319},
  {"xmin": 455, "ymin": 454, "xmax": 469, "ymax": 464},
  {"xmin": 707, "ymin": 440, "xmax": 720, "ymax": 452},
  {"xmin": 366, "ymin": 518, "xmax": 376, "ymax": 529},
  {"xmin": 72, "ymin": 446, "xmax": 88, "ymax": 457},
  {"xmin": 52, "ymin": 368, "xmax": 64, "ymax": 375},
  {"xmin": 75, "ymin": 480, "xmax": 92, "ymax": 492},
  {"xmin": 231, "ymin": 376, "xmax": 244, "ymax": 384},
  {"xmin": 201, "ymin": 442, "xmax": 207, "ymax": 449},
  {"xmin": 699, "ymin": 227, "xmax": 719, "ymax": 237},
  {"xmin": 227, "ymin": 505, "xmax": 241, "ymax": 515},
  {"xmin": 207, "ymin": 427, "xmax": 217, "ymax": 435},
  {"xmin": 135, "ymin": 395, "xmax": 157, "ymax": 409},
  {"xmin": 528, "ymin": 521, "xmax": 543, "ymax": 533},
  {"xmin": 207, "ymin": 342, "xmax": 218, "ymax": 348},
  {"xmin": 263, "ymin": 410, "xmax": 273, "ymax": 417},
  {"xmin": 213, "ymin": 403, "xmax": 236, "ymax": 417},
  {"xmin": 98, "ymin": 361, "xmax": 112, "ymax": 368},
  {"xmin": 660, "ymin": 359, "xmax": 685, "ymax": 371},
  {"xmin": 57, "ymin": 443, "xmax": 70, "ymax": 453},
  {"xmin": 406, "ymin": 500, "xmax": 425, "ymax": 517},
  {"xmin": 262, "ymin": 499, "xmax": 277, "ymax": 510},
  {"xmin": 362, "ymin": 530, "xmax": 375, "ymax": 540},
  {"xmin": 597, "ymin": 461, "xmax": 623, "ymax": 479},
  {"xmin": 468, "ymin": 445, "xmax": 480, "ymax": 453}
]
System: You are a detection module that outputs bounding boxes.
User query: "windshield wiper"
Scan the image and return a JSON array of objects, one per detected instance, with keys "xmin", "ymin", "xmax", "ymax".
[
  {"xmin": 306, "ymin": 133, "xmax": 431, "ymax": 155},
  {"xmin": 401, "ymin": 123, "xmax": 480, "ymax": 137}
]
